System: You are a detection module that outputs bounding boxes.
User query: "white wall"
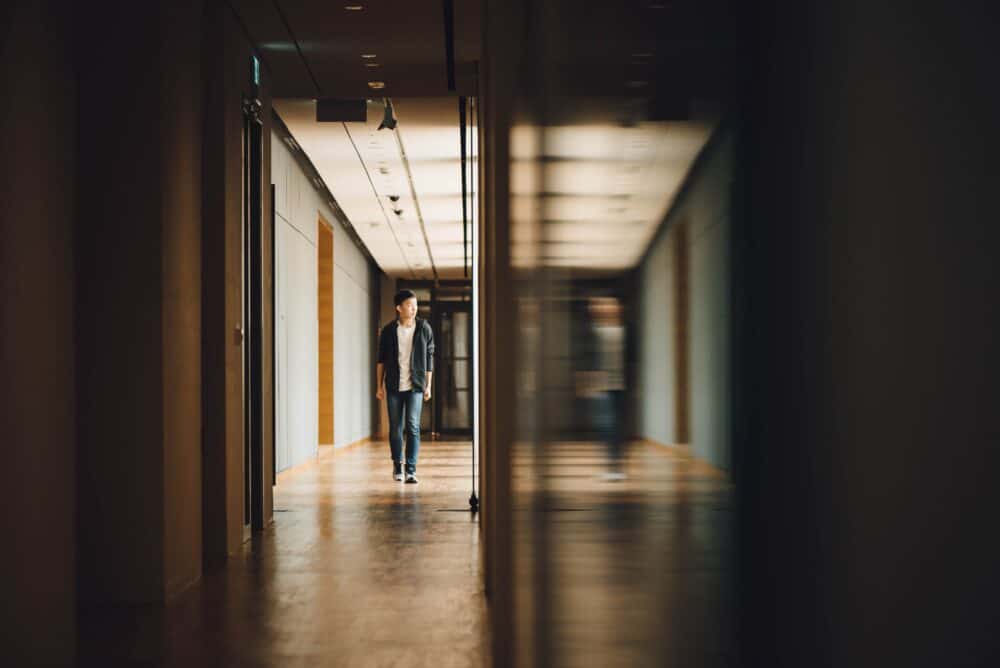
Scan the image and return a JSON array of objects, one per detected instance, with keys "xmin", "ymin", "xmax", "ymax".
[
  {"xmin": 638, "ymin": 227, "xmax": 677, "ymax": 446},
  {"xmin": 688, "ymin": 137, "xmax": 733, "ymax": 470},
  {"xmin": 637, "ymin": 129, "xmax": 733, "ymax": 470},
  {"xmin": 274, "ymin": 134, "xmax": 318, "ymax": 471},
  {"xmin": 333, "ymin": 216, "xmax": 374, "ymax": 449},
  {"xmin": 377, "ymin": 272, "xmax": 397, "ymax": 438},
  {"xmin": 273, "ymin": 133, "xmax": 375, "ymax": 472}
]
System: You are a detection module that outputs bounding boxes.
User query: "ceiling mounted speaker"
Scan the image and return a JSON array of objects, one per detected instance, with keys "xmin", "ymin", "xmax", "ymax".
[
  {"xmin": 317, "ymin": 98, "xmax": 367, "ymax": 122},
  {"xmin": 377, "ymin": 99, "xmax": 397, "ymax": 131}
]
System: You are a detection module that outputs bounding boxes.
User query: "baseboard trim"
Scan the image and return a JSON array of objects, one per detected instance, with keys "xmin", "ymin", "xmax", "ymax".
[
  {"xmin": 274, "ymin": 450, "xmax": 320, "ymax": 482},
  {"xmin": 641, "ymin": 439, "xmax": 728, "ymax": 479},
  {"xmin": 276, "ymin": 436, "xmax": 377, "ymax": 484},
  {"xmin": 164, "ymin": 571, "xmax": 201, "ymax": 604},
  {"xmin": 320, "ymin": 436, "xmax": 373, "ymax": 459}
]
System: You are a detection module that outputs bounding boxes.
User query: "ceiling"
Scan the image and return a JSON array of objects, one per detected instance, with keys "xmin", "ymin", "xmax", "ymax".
[
  {"xmin": 275, "ymin": 97, "xmax": 475, "ymax": 280},
  {"xmin": 232, "ymin": 1, "xmax": 738, "ymax": 278},
  {"xmin": 231, "ymin": 0, "xmax": 480, "ymax": 98},
  {"xmin": 510, "ymin": 119, "xmax": 715, "ymax": 271}
]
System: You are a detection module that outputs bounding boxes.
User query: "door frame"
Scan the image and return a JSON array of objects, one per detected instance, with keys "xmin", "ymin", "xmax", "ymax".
[
  {"xmin": 433, "ymin": 300, "xmax": 474, "ymax": 435},
  {"xmin": 241, "ymin": 92, "xmax": 265, "ymax": 538}
]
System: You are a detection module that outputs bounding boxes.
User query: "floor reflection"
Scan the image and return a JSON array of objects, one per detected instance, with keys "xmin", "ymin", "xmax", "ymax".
[
  {"xmin": 515, "ymin": 441, "xmax": 734, "ymax": 667},
  {"xmin": 79, "ymin": 440, "xmax": 487, "ymax": 667}
]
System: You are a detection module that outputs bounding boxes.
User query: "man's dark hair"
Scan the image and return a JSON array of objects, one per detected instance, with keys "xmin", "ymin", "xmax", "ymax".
[{"xmin": 394, "ymin": 289, "xmax": 417, "ymax": 307}]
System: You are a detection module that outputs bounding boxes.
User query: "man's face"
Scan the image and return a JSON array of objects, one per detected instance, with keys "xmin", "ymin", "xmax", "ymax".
[{"xmin": 397, "ymin": 297, "xmax": 418, "ymax": 320}]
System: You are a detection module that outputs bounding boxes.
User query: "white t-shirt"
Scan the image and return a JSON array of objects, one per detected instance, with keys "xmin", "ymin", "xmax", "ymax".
[
  {"xmin": 595, "ymin": 324, "xmax": 625, "ymax": 391},
  {"xmin": 397, "ymin": 322, "xmax": 416, "ymax": 391}
]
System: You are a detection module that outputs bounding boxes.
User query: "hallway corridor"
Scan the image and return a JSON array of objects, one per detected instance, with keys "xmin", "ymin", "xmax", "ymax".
[
  {"xmin": 79, "ymin": 441, "xmax": 488, "ymax": 667},
  {"xmin": 7, "ymin": 1, "xmax": 1000, "ymax": 664}
]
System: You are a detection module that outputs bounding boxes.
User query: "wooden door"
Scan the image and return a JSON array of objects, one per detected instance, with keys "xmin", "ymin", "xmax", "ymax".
[{"xmin": 317, "ymin": 220, "xmax": 334, "ymax": 445}]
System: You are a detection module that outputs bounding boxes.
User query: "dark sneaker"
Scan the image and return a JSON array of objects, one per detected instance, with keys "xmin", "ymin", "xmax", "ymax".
[
  {"xmin": 405, "ymin": 472, "xmax": 419, "ymax": 484},
  {"xmin": 393, "ymin": 463, "xmax": 403, "ymax": 481}
]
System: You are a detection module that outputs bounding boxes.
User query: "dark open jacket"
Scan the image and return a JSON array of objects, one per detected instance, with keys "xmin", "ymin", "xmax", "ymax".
[{"xmin": 378, "ymin": 318, "xmax": 435, "ymax": 392}]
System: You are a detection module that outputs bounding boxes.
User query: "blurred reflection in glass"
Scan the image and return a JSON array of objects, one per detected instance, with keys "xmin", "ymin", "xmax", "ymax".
[{"xmin": 577, "ymin": 297, "xmax": 628, "ymax": 480}]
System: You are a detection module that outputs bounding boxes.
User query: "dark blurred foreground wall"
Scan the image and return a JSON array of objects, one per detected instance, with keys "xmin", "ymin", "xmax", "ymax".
[
  {"xmin": 736, "ymin": 1, "xmax": 1000, "ymax": 665},
  {"xmin": 1, "ymin": 1, "xmax": 276, "ymax": 663},
  {"xmin": 0, "ymin": 2, "xmax": 77, "ymax": 665}
]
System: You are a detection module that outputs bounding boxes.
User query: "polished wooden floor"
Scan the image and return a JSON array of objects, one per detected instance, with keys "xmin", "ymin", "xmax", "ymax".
[
  {"xmin": 79, "ymin": 439, "xmax": 488, "ymax": 667},
  {"xmin": 78, "ymin": 438, "xmax": 732, "ymax": 667}
]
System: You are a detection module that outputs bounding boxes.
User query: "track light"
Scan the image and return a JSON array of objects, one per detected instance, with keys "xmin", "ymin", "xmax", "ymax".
[{"xmin": 377, "ymin": 98, "xmax": 397, "ymax": 130}]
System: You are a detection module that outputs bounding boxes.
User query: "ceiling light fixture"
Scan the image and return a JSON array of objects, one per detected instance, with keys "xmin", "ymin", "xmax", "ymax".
[
  {"xmin": 367, "ymin": 81, "xmax": 385, "ymax": 90},
  {"xmin": 365, "ymin": 62, "xmax": 381, "ymax": 68},
  {"xmin": 345, "ymin": 5, "xmax": 364, "ymax": 11},
  {"xmin": 361, "ymin": 54, "xmax": 377, "ymax": 59}
]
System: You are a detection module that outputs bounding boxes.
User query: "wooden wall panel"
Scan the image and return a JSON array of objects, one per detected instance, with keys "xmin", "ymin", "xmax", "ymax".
[
  {"xmin": 318, "ymin": 219, "xmax": 334, "ymax": 445},
  {"xmin": 673, "ymin": 220, "xmax": 690, "ymax": 445}
]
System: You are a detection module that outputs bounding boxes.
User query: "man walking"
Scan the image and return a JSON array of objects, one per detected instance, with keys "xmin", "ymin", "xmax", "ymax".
[{"xmin": 376, "ymin": 290, "xmax": 434, "ymax": 483}]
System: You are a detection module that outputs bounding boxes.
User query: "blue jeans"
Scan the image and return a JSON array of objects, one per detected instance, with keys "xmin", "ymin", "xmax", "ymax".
[
  {"xmin": 387, "ymin": 390, "xmax": 423, "ymax": 473},
  {"xmin": 594, "ymin": 390, "xmax": 626, "ymax": 470}
]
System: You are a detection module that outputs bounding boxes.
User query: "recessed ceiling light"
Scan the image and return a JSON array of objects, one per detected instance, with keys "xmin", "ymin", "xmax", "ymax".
[
  {"xmin": 361, "ymin": 54, "xmax": 377, "ymax": 59},
  {"xmin": 365, "ymin": 63, "xmax": 381, "ymax": 68},
  {"xmin": 345, "ymin": 5, "xmax": 364, "ymax": 11},
  {"xmin": 367, "ymin": 81, "xmax": 385, "ymax": 90}
]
